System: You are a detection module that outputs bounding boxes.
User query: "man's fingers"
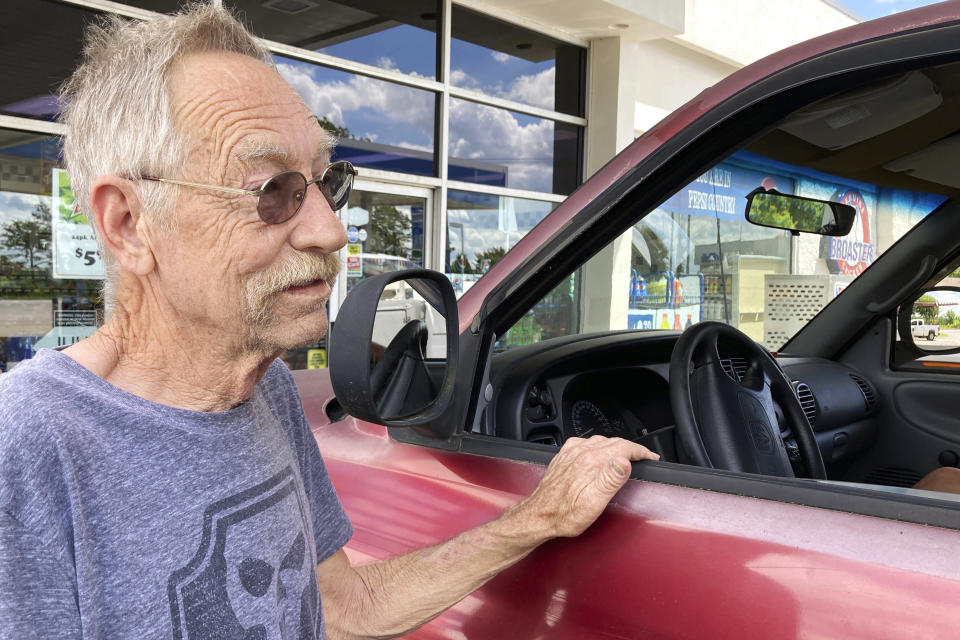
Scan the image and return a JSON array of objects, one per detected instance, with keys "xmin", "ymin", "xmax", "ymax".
[
  {"xmin": 592, "ymin": 437, "xmax": 661, "ymax": 462},
  {"xmin": 597, "ymin": 457, "xmax": 631, "ymax": 494}
]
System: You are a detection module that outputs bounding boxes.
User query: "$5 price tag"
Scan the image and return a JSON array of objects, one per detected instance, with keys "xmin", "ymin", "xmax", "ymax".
[{"xmin": 75, "ymin": 248, "xmax": 101, "ymax": 266}]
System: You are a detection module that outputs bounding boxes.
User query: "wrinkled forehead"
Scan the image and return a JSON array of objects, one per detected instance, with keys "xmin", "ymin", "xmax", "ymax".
[{"xmin": 169, "ymin": 51, "xmax": 335, "ymax": 174}]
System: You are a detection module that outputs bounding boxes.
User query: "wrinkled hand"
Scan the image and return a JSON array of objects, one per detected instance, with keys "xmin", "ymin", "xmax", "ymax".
[{"xmin": 517, "ymin": 436, "xmax": 659, "ymax": 539}]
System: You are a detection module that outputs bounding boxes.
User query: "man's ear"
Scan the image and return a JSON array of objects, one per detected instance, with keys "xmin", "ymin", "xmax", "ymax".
[{"xmin": 89, "ymin": 176, "xmax": 156, "ymax": 276}]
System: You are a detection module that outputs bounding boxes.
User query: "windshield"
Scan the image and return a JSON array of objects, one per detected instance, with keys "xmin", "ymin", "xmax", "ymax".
[{"xmin": 498, "ymin": 148, "xmax": 946, "ymax": 352}]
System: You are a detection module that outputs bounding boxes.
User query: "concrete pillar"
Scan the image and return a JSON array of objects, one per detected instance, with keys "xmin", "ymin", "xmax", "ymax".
[{"xmin": 580, "ymin": 37, "xmax": 639, "ymax": 333}]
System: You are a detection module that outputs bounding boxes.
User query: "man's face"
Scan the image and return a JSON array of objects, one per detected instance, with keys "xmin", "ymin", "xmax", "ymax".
[{"xmin": 153, "ymin": 52, "xmax": 347, "ymax": 354}]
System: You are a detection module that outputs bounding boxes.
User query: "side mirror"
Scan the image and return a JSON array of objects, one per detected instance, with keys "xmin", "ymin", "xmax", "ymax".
[
  {"xmin": 744, "ymin": 188, "xmax": 856, "ymax": 236},
  {"xmin": 329, "ymin": 269, "xmax": 458, "ymax": 426},
  {"xmin": 897, "ymin": 286, "xmax": 960, "ymax": 354}
]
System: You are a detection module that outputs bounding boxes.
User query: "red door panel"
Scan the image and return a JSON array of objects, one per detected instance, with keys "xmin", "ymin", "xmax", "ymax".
[{"xmin": 311, "ymin": 417, "xmax": 960, "ymax": 639}]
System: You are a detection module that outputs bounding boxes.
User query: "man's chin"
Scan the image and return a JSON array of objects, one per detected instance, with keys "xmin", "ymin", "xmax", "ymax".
[{"xmin": 246, "ymin": 304, "xmax": 329, "ymax": 353}]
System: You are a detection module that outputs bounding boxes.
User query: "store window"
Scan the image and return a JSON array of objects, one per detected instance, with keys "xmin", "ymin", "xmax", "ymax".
[
  {"xmin": 0, "ymin": 0, "xmax": 101, "ymax": 122},
  {"xmin": 120, "ymin": 0, "xmax": 441, "ymax": 79},
  {"xmin": 278, "ymin": 57, "xmax": 437, "ymax": 177},
  {"xmin": 445, "ymin": 189, "xmax": 554, "ymax": 297},
  {"xmin": 500, "ymin": 150, "xmax": 946, "ymax": 352},
  {"xmin": 0, "ymin": 130, "xmax": 103, "ymax": 373},
  {"xmin": 449, "ymin": 99, "xmax": 582, "ymax": 194},
  {"xmin": 450, "ymin": 5, "xmax": 585, "ymax": 117}
]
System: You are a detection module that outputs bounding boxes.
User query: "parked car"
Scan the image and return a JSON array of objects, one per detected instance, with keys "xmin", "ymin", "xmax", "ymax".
[
  {"xmin": 298, "ymin": 5, "xmax": 960, "ymax": 637},
  {"xmin": 911, "ymin": 316, "xmax": 940, "ymax": 341}
]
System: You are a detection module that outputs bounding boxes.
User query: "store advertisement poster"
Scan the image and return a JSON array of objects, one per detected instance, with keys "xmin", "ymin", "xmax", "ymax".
[
  {"xmin": 51, "ymin": 168, "xmax": 105, "ymax": 280},
  {"xmin": 346, "ymin": 243, "xmax": 362, "ymax": 276}
]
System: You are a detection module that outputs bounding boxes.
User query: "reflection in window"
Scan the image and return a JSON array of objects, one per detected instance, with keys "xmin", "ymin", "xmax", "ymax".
[
  {"xmin": 277, "ymin": 57, "xmax": 436, "ymax": 177},
  {"xmin": 0, "ymin": 0, "xmax": 102, "ymax": 121},
  {"xmin": 451, "ymin": 5, "xmax": 585, "ymax": 116},
  {"xmin": 449, "ymin": 99, "xmax": 581, "ymax": 194},
  {"xmin": 0, "ymin": 131, "xmax": 103, "ymax": 373},
  {"xmin": 445, "ymin": 190, "xmax": 554, "ymax": 297},
  {"xmin": 118, "ymin": 0, "xmax": 440, "ymax": 78}
]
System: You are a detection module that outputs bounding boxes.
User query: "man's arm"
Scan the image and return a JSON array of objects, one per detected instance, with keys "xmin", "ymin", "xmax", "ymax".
[{"xmin": 317, "ymin": 436, "xmax": 658, "ymax": 640}]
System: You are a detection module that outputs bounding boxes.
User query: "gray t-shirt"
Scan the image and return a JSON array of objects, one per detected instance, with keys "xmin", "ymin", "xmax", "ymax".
[{"xmin": 0, "ymin": 348, "xmax": 353, "ymax": 639}]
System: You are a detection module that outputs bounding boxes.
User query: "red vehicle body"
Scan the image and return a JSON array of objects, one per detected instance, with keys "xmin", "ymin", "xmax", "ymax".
[{"xmin": 295, "ymin": 5, "xmax": 960, "ymax": 638}]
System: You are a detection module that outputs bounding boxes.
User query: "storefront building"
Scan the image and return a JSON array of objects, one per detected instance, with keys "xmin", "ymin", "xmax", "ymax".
[{"xmin": 0, "ymin": 0, "xmax": 861, "ymax": 371}]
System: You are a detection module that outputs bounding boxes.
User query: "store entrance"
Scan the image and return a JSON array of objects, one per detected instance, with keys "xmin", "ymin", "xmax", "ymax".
[{"xmin": 332, "ymin": 180, "xmax": 432, "ymax": 319}]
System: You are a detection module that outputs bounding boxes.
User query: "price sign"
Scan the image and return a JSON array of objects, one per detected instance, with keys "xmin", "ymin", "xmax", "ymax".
[
  {"xmin": 346, "ymin": 243, "xmax": 362, "ymax": 277},
  {"xmin": 306, "ymin": 348, "xmax": 327, "ymax": 369},
  {"xmin": 51, "ymin": 168, "xmax": 105, "ymax": 280}
]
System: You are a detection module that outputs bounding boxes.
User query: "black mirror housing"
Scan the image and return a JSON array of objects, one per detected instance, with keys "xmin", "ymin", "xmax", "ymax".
[
  {"xmin": 744, "ymin": 188, "xmax": 857, "ymax": 236},
  {"xmin": 329, "ymin": 269, "xmax": 458, "ymax": 427}
]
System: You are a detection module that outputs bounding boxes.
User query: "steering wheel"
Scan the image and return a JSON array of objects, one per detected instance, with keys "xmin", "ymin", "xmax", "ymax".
[
  {"xmin": 668, "ymin": 322, "xmax": 826, "ymax": 479},
  {"xmin": 369, "ymin": 319, "xmax": 434, "ymax": 419}
]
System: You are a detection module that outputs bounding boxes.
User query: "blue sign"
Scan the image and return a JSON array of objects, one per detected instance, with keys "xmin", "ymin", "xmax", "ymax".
[
  {"xmin": 346, "ymin": 226, "xmax": 359, "ymax": 243},
  {"xmin": 660, "ymin": 163, "xmax": 796, "ymax": 219}
]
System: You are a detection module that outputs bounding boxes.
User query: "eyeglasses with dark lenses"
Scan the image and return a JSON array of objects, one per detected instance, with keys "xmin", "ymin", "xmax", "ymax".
[{"xmin": 139, "ymin": 160, "xmax": 358, "ymax": 225}]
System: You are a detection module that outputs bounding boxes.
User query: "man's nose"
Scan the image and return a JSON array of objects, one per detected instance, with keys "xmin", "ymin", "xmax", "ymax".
[{"xmin": 289, "ymin": 184, "xmax": 348, "ymax": 253}]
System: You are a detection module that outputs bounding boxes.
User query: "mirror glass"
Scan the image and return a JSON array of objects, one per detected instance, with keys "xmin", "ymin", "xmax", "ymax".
[
  {"xmin": 368, "ymin": 277, "xmax": 449, "ymax": 420},
  {"xmin": 745, "ymin": 190, "xmax": 855, "ymax": 236},
  {"xmin": 907, "ymin": 288, "xmax": 960, "ymax": 354}
]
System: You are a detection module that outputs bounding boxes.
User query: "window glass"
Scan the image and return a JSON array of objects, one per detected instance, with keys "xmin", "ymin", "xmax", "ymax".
[
  {"xmin": 499, "ymin": 150, "xmax": 946, "ymax": 352},
  {"xmin": 0, "ymin": 130, "xmax": 104, "ymax": 373},
  {"xmin": 121, "ymin": 0, "xmax": 440, "ymax": 79},
  {"xmin": 445, "ymin": 190, "xmax": 554, "ymax": 297},
  {"xmin": 449, "ymin": 99, "xmax": 581, "ymax": 195},
  {"xmin": 0, "ymin": 0, "xmax": 102, "ymax": 121},
  {"xmin": 450, "ymin": 5, "xmax": 585, "ymax": 117},
  {"xmin": 277, "ymin": 57, "xmax": 436, "ymax": 177}
]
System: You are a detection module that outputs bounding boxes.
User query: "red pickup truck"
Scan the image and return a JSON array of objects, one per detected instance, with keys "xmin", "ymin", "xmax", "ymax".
[{"xmin": 296, "ymin": 4, "xmax": 960, "ymax": 637}]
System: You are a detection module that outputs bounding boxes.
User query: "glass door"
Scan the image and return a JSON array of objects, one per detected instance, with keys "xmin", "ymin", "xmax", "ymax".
[{"xmin": 332, "ymin": 180, "xmax": 433, "ymax": 320}]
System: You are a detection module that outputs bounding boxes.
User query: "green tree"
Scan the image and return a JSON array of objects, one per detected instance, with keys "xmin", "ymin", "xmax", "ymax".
[
  {"xmin": 939, "ymin": 309, "xmax": 959, "ymax": 328},
  {"xmin": 316, "ymin": 116, "xmax": 372, "ymax": 143},
  {"xmin": 365, "ymin": 205, "xmax": 411, "ymax": 257},
  {"xmin": 915, "ymin": 294, "xmax": 939, "ymax": 323},
  {"xmin": 473, "ymin": 246, "xmax": 505, "ymax": 272},
  {"xmin": 2, "ymin": 201, "xmax": 51, "ymax": 270},
  {"xmin": 450, "ymin": 252, "xmax": 476, "ymax": 274}
]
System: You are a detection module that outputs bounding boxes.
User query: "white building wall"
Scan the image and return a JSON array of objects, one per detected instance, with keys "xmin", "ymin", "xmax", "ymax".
[{"xmin": 678, "ymin": 0, "xmax": 859, "ymax": 67}]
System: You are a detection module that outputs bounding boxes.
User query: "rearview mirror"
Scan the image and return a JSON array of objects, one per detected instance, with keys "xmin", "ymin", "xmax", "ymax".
[
  {"xmin": 329, "ymin": 269, "xmax": 458, "ymax": 426},
  {"xmin": 744, "ymin": 188, "xmax": 856, "ymax": 236}
]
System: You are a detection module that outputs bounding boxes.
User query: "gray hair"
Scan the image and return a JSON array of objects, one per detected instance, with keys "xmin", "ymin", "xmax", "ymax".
[{"xmin": 59, "ymin": 2, "xmax": 273, "ymax": 311}]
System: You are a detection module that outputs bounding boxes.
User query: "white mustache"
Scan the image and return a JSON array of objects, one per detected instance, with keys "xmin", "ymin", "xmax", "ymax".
[{"xmin": 245, "ymin": 252, "xmax": 341, "ymax": 323}]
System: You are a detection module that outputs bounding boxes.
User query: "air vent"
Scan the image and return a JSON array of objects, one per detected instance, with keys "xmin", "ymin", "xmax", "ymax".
[
  {"xmin": 720, "ymin": 357, "xmax": 748, "ymax": 382},
  {"xmin": 862, "ymin": 466, "xmax": 922, "ymax": 488},
  {"xmin": 794, "ymin": 381, "xmax": 818, "ymax": 428},
  {"xmin": 849, "ymin": 373, "xmax": 878, "ymax": 412}
]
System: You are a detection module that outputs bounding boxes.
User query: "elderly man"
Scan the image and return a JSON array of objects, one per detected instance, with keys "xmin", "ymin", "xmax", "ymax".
[{"xmin": 0, "ymin": 4, "xmax": 657, "ymax": 639}]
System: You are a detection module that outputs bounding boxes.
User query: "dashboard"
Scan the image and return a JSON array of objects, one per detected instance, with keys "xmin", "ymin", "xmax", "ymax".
[{"xmin": 485, "ymin": 331, "xmax": 879, "ymax": 472}]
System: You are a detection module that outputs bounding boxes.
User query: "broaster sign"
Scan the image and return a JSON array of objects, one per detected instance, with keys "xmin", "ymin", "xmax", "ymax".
[{"xmin": 826, "ymin": 189, "xmax": 874, "ymax": 276}]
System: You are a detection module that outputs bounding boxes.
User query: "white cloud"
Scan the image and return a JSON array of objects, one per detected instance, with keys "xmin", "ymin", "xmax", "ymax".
[
  {"xmin": 376, "ymin": 56, "xmax": 398, "ymax": 70},
  {"xmin": 450, "ymin": 68, "xmax": 480, "ymax": 90},
  {"xmin": 449, "ymin": 99, "xmax": 554, "ymax": 192},
  {"xmin": 491, "ymin": 51, "xmax": 510, "ymax": 63},
  {"xmin": 501, "ymin": 66, "xmax": 555, "ymax": 110},
  {"xmin": 452, "ymin": 66, "xmax": 556, "ymax": 111},
  {"xmin": 276, "ymin": 61, "xmax": 434, "ymax": 145},
  {"xmin": 0, "ymin": 191, "xmax": 46, "ymax": 225}
]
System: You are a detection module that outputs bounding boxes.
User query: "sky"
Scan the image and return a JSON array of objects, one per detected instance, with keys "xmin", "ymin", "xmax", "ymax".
[{"xmin": 838, "ymin": 0, "xmax": 949, "ymax": 19}]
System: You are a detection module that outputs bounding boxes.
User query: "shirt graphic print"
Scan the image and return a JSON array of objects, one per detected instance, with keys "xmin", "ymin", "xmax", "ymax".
[{"xmin": 168, "ymin": 467, "xmax": 320, "ymax": 640}]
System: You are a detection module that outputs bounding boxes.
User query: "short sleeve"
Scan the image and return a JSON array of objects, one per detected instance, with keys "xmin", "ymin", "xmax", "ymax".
[
  {"xmin": 263, "ymin": 360, "xmax": 353, "ymax": 563},
  {"xmin": 303, "ymin": 438, "xmax": 354, "ymax": 562},
  {"xmin": 0, "ymin": 511, "xmax": 81, "ymax": 640}
]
